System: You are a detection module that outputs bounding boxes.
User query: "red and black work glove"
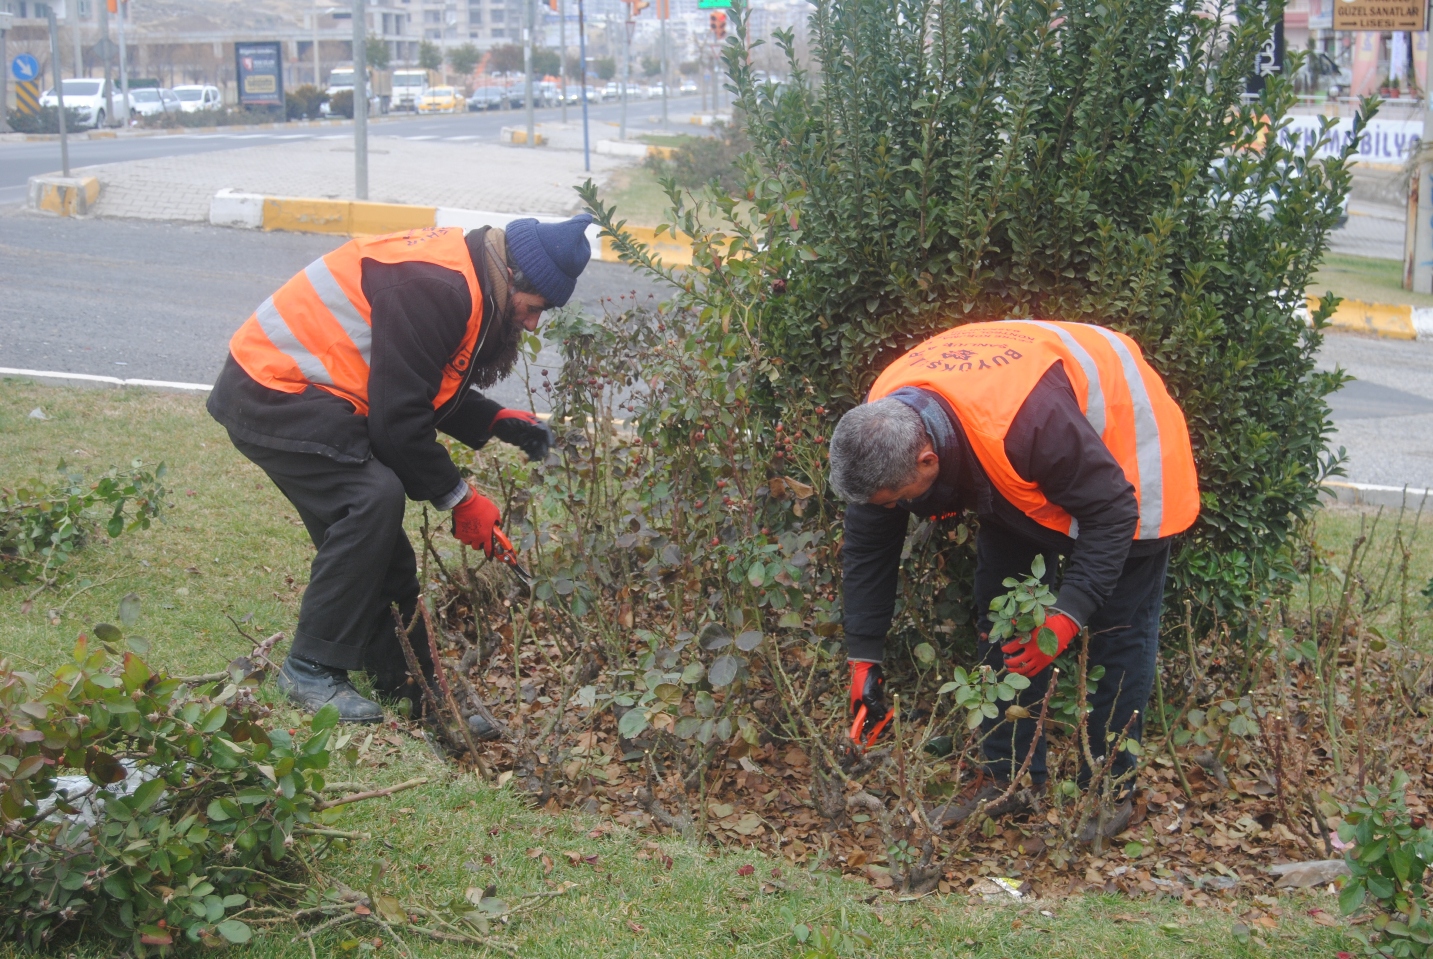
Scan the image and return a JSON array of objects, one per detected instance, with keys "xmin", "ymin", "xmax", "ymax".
[
  {"xmin": 490, "ymin": 408, "xmax": 554, "ymax": 461},
  {"xmin": 1002, "ymin": 612, "xmax": 1081, "ymax": 678},
  {"xmin": 452, "ymin": 484, "xmax": 501, "ymax": 558},
  {"xmin": 848, "ymin": 661, "xmax": 892, "ymax": 749}
]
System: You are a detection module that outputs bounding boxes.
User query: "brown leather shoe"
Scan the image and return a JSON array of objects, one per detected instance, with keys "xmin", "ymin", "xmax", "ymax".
[{"xmin": 931, "ymin": 770, "xmax": 1036, "ymax": 826}]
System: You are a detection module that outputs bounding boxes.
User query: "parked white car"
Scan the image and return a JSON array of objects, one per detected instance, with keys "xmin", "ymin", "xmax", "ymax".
[
  {"xmin": 127, "ymin": 87, "xmax": 182, "ymax": 118},
  {"xmin": 173, "ymin": 84, "xmax": 222, "ymax": 112},
  {"xmin": 38, "ymin": 78, "xmax": 114, "ymax": 129}
]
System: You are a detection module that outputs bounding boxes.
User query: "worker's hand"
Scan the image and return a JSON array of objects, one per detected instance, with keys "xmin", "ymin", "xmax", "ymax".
[
  {"xmin": 1002, "ymin": 612, "xmax": 1080, "ymax": 678},
  {"xmin": 848, "ymin": 661, "xmax": 891, "ymax": 748},
  {"xmin": 490, "ymin": 408, "xmax": 553, "ymax": 461},
  {"xmin": 452, "ymin": 485, "xmax": 501, "ymax": 558}
]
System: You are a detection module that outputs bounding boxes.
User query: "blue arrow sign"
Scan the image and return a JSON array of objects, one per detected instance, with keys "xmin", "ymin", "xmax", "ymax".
[{"xmin": 11, "ymin": 54, "xmax": 39, "ymax": 82}]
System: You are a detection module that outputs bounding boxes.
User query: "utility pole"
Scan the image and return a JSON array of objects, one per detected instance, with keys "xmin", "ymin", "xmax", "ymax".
[
  {"xmin": 1414, "ymin": 104, "xmax": 1433, "ymax": 293},
  {"xmin": 47, "ymin": 6, "xmax": 71, "ymax": 176},
  {"xmin": 352, "ymin": 0, "xmax": 368, "ymax": 199},
  {"xmin": 577, "ymin": 0, "xmax": 589, "ymax": 171},
  {"xmin": 116, "ymin": 0, "xmax": 130, "ymax": 124},
  {"xmin": 619, "ymin": 10, "xmax": 629, "ymax": 139},
  {"xmin": 658, "ymin": 0, "xmax": 667, "ymax": 125},
  {"xmin": 67, "ymin": 0, "xmax": 82, "ymax": 77},
  {"xmin": 559, "ymin": 0, "xmax": 567, "ymax": 123},
  {"xmin": 98, "ymin": 1, "xmax": 114, "ymax": 125},
  {"xmin": 312, "ymin": 9, "xmax": 321, "ymax": 85},
  {"xmin": 523, "ymin": 0, "xmax": 534, "ymax": 147},
  {"xmin": 0, "ymin": 11, "xmax": 12, "ymax": 133}
]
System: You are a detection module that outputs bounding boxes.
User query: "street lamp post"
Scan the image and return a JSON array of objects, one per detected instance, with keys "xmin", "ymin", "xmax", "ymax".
[
  {"xmin": 577, "ymin": 0, "xmax": 589, "ymax": 171},
  {"xmin": 352, "ymin": 0, "xmax": 369, "ymax": 199},
  {"xmin": 46, "ymin": 6, "xmax": 71, "ymax": 177},
  {"xmin": 559, "ymin": 0, "xmax": 567, "ymax": 124},
  {"xmin": 524, "ymin": 0, "xmax": 535, "ymax": 147}
]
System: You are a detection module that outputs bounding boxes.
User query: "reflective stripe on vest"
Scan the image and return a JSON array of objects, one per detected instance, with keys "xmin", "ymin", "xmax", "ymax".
[
  {"xmin": 867, "ymin": 320, "xmax": 1199, "ymax": 541},
  {"xmin": 228, "ymin": 228, "xmax": 483, "ymax": 416}
]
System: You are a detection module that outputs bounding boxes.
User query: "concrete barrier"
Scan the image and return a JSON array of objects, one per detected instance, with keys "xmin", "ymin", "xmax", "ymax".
[
  {"xmin": 27, "ymin": 175, "xmax": 101, "ymax": 216},
  {"xmin": 210, "ymin": 189, "xmax": 265, "ymax": 229},
  {"xmin": 1322, "ymin": 481, "xmax": 1432, "ymax": 509},
  {"xmin": 500, "ymin": 127, "xmax": 548, "ymax": 146},
  {"xmin": 260, "ymin": 197, "xmax": 438, "ymax": 236}
]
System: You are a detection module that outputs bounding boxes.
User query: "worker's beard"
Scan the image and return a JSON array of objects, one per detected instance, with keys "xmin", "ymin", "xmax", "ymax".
[{"xmin": 468, "ymin": 307, "xmax": 524, "ymax": 390}]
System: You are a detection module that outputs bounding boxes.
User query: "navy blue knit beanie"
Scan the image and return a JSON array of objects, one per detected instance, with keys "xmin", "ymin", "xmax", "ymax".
[{"xmin": 505, "ymin": 213, "xmax": 594, "ymax": 308}]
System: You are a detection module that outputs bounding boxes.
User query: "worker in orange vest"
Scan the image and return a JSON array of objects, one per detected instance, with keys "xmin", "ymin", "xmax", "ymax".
[
  {"xmin": 828, "ymin": 320, "xmax": 1199, "ymax": 841},
  {"xmin": 207, "ymin": 217, "xmax": 593, "ymax": 723}
]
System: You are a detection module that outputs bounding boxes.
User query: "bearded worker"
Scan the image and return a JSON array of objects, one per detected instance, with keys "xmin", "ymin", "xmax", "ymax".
[
  {"xmin": 829, "ymin": 320, "xmax": 1199, "ymax": 840},
  {"xmin": 208, "ymin": 216, "xmax": 593, "ymax": 723}
]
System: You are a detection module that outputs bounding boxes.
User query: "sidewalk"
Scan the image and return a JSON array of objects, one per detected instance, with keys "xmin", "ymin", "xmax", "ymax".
[{"xmin": 74, "ymin": 136, "xmax": 630, "ymax": 223}]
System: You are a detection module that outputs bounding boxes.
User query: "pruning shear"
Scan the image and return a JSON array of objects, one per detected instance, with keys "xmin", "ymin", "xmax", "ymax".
[
  {"xmin": 848, "ymin": 703, "xmax": 892, "ymax": 751},
  {"xmin": 490, "ymin": 527, "xmax": 535, "ymax": 591}
]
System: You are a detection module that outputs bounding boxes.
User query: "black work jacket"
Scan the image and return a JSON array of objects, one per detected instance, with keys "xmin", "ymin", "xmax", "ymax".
[
  {"xmin": 207, "ymin": 230, "xmax": 510, "ymax": 504},
  {"xmin": 841, "ymin": 362, "xmax": 1170, "ymax": 662}
]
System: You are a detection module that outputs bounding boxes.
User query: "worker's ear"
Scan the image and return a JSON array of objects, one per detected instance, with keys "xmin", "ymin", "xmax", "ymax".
[{"xmin": 916, "ymin": 442, "xmax": 939, "ymax": 468}]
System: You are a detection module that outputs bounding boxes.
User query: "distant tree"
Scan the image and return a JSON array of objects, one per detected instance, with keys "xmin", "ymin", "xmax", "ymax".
[
  {"xmin": 565, "ymin": 52, "xmax": 583, "ymax": 80},
  {"xmin": 678, "ymin": 59, "xmax": 699, "ymax": 76},
  {"xmin": 594, "ymin": 55, "xmax": 616, "ymax": 80},
  {"xmin": 447, "ymin": 42, "xmax": 482, "ymax": 77},
  {"xmin": 532, "ymin": 48, "xmax": 560, "ymax": 77},
  {"xmin": 365, "ymin": 37, "xmax": 391, "ymax": 70},
  {"xmin": 640, "ymin": 55, "xmax": 662, "ymax": 77},
  {"xmin": 487, "ymin": 42, "xmax": 524, "ymax": 74},
  {"xmin": 418, "ymin": 40, "xmax": 443, "ymax": 72}
]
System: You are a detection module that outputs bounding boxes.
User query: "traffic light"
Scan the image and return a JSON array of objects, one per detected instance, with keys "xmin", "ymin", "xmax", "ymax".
[
  {"xmin": 632, "ymin": 0, "xmax": 650, "ymax": 13},
  {"xmin": 548, "ymin": 0, "xmax": 557, "ymax": 10},
  {"xmin": 709, "ymin": 10, "xmax": 726, "ymax": 38}
]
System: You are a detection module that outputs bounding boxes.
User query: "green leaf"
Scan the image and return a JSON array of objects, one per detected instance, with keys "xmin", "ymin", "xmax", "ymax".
[
  {"xmin": 1340, "ymin": 877, "xmax": 1367, "ymax": 915},
  {"xmin": 735, "ymin": 630, "xmax": 763, "ymax": 651},
  {"xmin": 199, "ymin": 704, "xmax": 227, "ymax": 734},
  {"xmin": 311, "ymin": 703, "xmax": 340, "ymax": 734},
  {"xmin": 216, "ymin": 920, "xmax": 252, "ymax": 943},
  {"xmin": 1030, "ymin": 555, "xmax": 1046, "ymax": 579},
  {"xmin": 913, "ymin": 642, "xmax": 935, "ymax": 665},
  {"xmin": 1036, "ymin": 626, "xmax": 1058, "ymax": 657},
  {"xmin": 131, "ymin": 777, "xmax": 165, "ymax": 813},
  {"xmin": 118, "ymin": 592, "xmax": 141, "ymax": 627},
  {"xmin": 746, "ymin": 561, "xmax": 766, "ymax": 587},
  {"xmin": 93, "ymin": 622, "xmax": 123, "ymax": 645},
  {"xmin": 618, "ymin": 707, "xmax": 649, "ymax": 739},
  {"xmin": 708, "ymin": 653, "xmax": 740, "ymax": 688}
]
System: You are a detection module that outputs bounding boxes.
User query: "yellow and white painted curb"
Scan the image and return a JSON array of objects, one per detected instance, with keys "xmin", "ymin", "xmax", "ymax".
[
  {"xmin": 27, "ymin": 175, "xmax": 101, "ymax": 216},
  {"xmin": 209, "ymin": 189, "xmax": 694, "ymax": 266},
  {"xmin": 1306, "ymin": 296, "xmax": 1433, "ymax": 340}
]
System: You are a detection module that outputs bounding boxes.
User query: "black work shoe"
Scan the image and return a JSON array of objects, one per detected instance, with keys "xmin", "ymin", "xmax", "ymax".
[
  {"xmin": 932, "ymin": 771, "xmax": 1036, "ymax": 826},
  {"xmin": 276, "ymin": 656, "xmax": 384, "ymax": 724},
  {"xmin": 1078, "ymin": 797, "xmax": 1134, "ymax": 844}
]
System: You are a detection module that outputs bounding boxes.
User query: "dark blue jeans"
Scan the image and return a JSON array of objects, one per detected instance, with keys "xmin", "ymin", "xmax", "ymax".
[{"xmin": 973, "ymin": 527, "xmax": 1170, "ymax": 792}]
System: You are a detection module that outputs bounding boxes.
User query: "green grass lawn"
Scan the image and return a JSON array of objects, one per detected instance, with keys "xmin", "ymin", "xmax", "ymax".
[
  {"xmin": 0, "ymin": 378, "xmax": 1361, "ymax": 957},
  {"xmin": 1310, "ymin": 253, "xmax": 1433, "ymax": 308},
  {"xmin": 601, "ymin": 165, "xmax": 676, "ymax": 228}
]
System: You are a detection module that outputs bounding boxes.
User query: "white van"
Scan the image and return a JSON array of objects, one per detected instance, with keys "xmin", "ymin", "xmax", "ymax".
[{"xmin": 173, "ymin": 85, "xmax": 222, "ymax": 112}]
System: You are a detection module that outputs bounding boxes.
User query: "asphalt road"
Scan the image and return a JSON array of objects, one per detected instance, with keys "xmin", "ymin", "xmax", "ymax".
[
  {"xmin": 0, "ymin": 206, "xmax": 669, "ymax": 411},
  {"xmin": 2, "ymin": 210, "xmax": 1429, "ymax": 488},
  {"xmin": 0, "ymin": 93, "xmax": 708, "ymax": 206}
]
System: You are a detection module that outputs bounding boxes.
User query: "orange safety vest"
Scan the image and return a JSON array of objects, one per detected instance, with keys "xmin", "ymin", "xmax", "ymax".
[
  {"xmin": 867, "ymin": 320, "xmax": 1199, "ymax": 540},
  {"xmin": 228, "ymin": 227, "xmax": 485, "ymax": 417}
]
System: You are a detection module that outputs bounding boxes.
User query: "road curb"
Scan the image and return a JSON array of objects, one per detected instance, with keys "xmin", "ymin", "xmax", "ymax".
[
  {"xmin": 1307, "ymin": 296, "xmax": 1433, "ymax": 340},
  {"xmin": 208, "ymin": 189, "xmax": 693, "ymax": 265},
  {"xmin": 1322, "ymin": 481, "xmax": 1431, "ymax": 509}
]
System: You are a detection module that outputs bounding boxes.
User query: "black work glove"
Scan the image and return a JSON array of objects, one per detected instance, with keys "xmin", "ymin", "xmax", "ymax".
[{"xmin": 490, "ymin": 408, "xmax": 553, "ymax": 461}]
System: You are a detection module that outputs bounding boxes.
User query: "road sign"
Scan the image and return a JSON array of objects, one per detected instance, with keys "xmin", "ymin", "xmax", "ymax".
[
  {"xmin": 92, "ymin": 37, "xmax": 117, "ymax": 60},
  {"xmin": 14, "ymin": 79, "xmax": 39, "ymax": 113},
  {"xmin": 1333, "ymin": 0, "xmax": 1425, "ymax": 31},
  {"xmin": 11, "ymin": 53, "xmax": 39, "ymax": 82}
]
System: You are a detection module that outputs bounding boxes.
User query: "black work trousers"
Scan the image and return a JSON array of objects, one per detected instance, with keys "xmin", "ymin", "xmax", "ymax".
[
  {"xmin": 973, "ymin": 525, "xmax": 1170, "ymax": 792},
  {"xmin": 231, "ymin": 436, "xmax": 428, "ymax": 689}
]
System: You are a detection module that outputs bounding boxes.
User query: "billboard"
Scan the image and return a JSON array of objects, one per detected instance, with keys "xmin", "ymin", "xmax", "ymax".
[
  {"xmin": 1333, "ymin": 0, "xmax": 1427, "ymax": 31},
  {"xmin": 235, "ymin": 41, "xmax": 283, "ymax": 108}
]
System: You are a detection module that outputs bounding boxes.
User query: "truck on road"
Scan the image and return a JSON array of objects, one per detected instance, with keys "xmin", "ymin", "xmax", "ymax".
[
  {"xmin": 391, "ymin": 69, "xmax": 435, "ymax": 111},
  {"xmin": 323, "ymin": 63, "xmax": 392, "ymax": 115}
]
